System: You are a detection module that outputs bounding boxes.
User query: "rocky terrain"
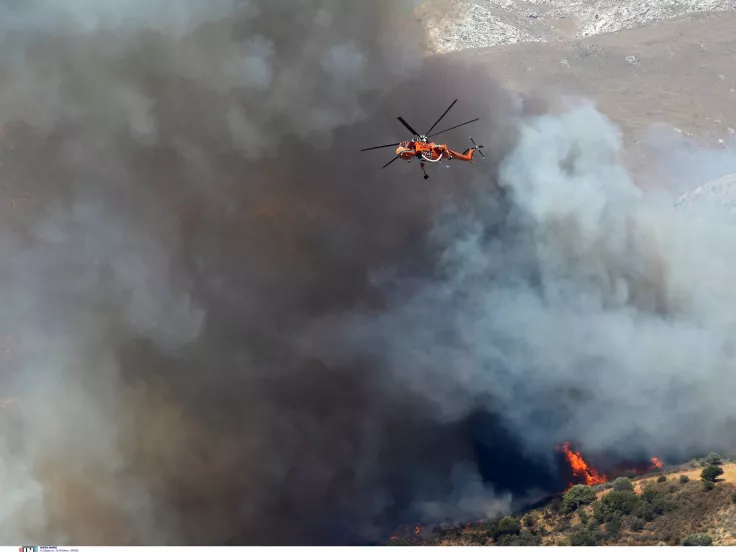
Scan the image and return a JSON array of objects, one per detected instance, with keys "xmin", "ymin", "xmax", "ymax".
[{"xmin": 421, "ymin": 0, "xmax": 736, "ymax": 52}]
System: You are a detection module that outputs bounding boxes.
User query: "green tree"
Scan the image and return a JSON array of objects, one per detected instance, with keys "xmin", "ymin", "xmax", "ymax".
[
  {"xmin": 682, "ymin": 533, "xmax": 712, "ymax": 546},
  {"xmin": 562, "ymin": 484, "xmax": 597, "ymax": 513},
  {"xmin": 680, "ymin": 475, "xmax": 689, "ymax": 483},
  {"xmin": 613, "ymin": 477, "xmax": 633, "ymax": 492},
  {"xmin": 700, "ymin": 465, "xmax": 723, "ymax": 482},
  {"xmin": 657, "ymin": 475, "xmax": 667, "ymax": 482}
]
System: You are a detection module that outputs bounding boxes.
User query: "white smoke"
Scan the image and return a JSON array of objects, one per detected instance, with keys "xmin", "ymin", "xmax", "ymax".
[{"xmin": 355, "ymin": 99, "xmax": 736, "ymax": 463}]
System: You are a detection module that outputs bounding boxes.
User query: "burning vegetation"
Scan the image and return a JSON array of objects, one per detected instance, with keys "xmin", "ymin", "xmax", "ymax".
[
  {"xmin": 559, "ymin": 442, "xmax": 666, "ymax": 489},
  {"xmin": 559, "ymin": 442, "xmax": 607, "ymax": 487}
]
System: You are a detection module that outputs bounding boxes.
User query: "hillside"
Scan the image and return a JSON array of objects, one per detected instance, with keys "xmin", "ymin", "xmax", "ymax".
[
  {"xmin": 389, "ymin": 455, "xmax": 736, "ymax": 546},
  {"xmin": 420, "ymin": 0, "xmax": 736, "ymax": 52}
]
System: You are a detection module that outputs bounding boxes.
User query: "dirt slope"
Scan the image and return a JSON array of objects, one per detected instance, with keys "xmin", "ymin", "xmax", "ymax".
[{"xmin": 452, "ymin": 10, "xmax": 736, "ymax": 142}]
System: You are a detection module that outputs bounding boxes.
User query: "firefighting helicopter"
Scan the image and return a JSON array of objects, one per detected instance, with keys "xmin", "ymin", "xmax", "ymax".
[{"xmin": 360, "ymin": 99, "xmax": 484, "ymax": 179}]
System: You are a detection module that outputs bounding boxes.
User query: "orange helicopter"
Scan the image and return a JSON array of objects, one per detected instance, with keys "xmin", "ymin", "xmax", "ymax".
[{"xmin": 360, "ymin": 99, "xmax": 484, "ymax": 179}]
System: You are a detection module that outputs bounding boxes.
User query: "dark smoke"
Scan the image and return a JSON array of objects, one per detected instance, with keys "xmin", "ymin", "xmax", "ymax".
[{"xmin": 0, "ymin": 0, "xmax": 530, "ymax": 545}]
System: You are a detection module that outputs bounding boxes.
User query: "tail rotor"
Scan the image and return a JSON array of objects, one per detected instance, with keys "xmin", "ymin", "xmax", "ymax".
[{"xmin": 470, "ymin": 137, "xmax": 485, "ymax": 159}]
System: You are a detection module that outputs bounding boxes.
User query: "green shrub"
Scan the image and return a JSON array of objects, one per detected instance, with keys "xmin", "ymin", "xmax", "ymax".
[
  {"xmin": 682, "ymin": 533, "xmax": 712, "ymax": 546},
  {"xmin": 630, "ymin": 517, "xmax": 645, "ymax": 532},
  {"xmin": 593, "ymin": 490, "xmax": 640, "ymax": 522},
  {"xmin": 657, "ymin": 475, "xmax": 667, "ymax": 482},
  {"xmin": 523, "ymin": 515, "xmax": 535, "ymax": 528},
  {"xmin": 497, "ymin": 531, "xmax": 542, "ymax": 546},
  {"xmin": 731, "ymin": 492, "xmax": 736, "ymax": 505},
  {"xmin": 700, "ymin": 465, "xmax": 723, "ymax": 482},
  {"xmin": 613, "ymin": 477, "xmax": 634, "ymax": 492},
  {"xmin": 637, "ymin": 486, "xmax": 672, "ymax": 521},
  {"xmin": 569, "ymin": 529, "xmax": 600, "ymax": 546},
  {"xmin": 605, "ymin": 516, "xmax": 622, "ymax": 537},
  {"xmin": 562, "ymin": 485, "xmax": 598, "ymax": 513},
  {"xmin": 680, "ymin": 475, "xmax": 689, "ymax": 484},
  {"xmin": 703, "ymin": 480, "xmax": 715, "ymax": 491},
  {"xmin": 489, "ymin": 516, "xmax": 521, "ymax": 540}
]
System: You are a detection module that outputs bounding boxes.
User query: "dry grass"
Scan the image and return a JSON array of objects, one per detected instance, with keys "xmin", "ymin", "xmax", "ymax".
[{"xmin": 634, "ymin": 463, "xmax": 736, "ymax": 492}]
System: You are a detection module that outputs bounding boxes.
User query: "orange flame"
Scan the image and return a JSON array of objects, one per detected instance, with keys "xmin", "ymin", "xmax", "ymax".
[
  {"xmin": 651, "ymin": 457, "xmax": 663, "ymax": 469},
  {"xmin": 414, "ymin": 526, "xmax": 423, "ymax": 535},
  {"xmin": 559, "ymin": 442, "xmax": 607, "ymax": 486}
]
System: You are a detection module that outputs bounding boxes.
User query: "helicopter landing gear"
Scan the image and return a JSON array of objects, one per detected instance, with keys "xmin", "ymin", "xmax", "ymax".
[{"xmin": 420, "ymin": 161, "xmax": 429, "ymax": 180}]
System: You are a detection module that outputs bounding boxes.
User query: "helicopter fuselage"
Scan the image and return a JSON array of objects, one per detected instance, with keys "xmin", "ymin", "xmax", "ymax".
[{"xmin": 395, "ymin": 139, "xmax": 476, "ymax": 164}]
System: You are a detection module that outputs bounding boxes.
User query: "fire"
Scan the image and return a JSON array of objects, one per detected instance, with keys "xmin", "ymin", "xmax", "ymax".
[
  {"xmin": 414, "ymin": 526, "xmax": 423, "ymax": 535},
  {"xmin": 651, "ymin": 457, "xmax": 663, "ymax": 469},
  {"xmin": 559, "ymin": 442, "xmax": 607, "ymax": 486}
]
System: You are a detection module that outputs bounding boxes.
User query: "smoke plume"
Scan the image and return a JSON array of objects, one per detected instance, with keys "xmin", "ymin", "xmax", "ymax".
[{"xmin": 2, "ymin": 0, "xmax": 736, "ymax": 546}]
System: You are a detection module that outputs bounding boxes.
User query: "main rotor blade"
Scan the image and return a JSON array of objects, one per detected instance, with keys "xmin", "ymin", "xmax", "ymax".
[
  {"xmin": 397, "ymin": 116, "xmax": 420, "ymax": 137},
  {"xmin": 361, "ymin": 142, "xmax": 401, "ymax": 152},
  {"xmin": 425, "ymin": 99, "xmax": 457, "ymax": 136},
  {"xmin": 427, "ymin": 118, "xmax": 479, "ymax": 138},
  {"xmin": 382, "ymin": 156, "xmax": 399, "ymax": 169}
]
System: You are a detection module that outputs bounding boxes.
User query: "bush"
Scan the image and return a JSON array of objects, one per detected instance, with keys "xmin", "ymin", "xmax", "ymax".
[
  {"xmin": 701, "ymin": 465, "xmax": 723, "ymax": 482},
  {"xmin": 569, "ymin": 529, "xmax": 601, "ymax": 546},
  {"xmin": 682, "ymin": 533, "xmax": 712, "ymax": 546},
  {"xmin": 579, "ymin": 508, "xmax": 589, "ymax": 523},
  {"xmin": 594, "ymin": 490, "xmax": 640, "ymax": 522},
  {"xmin": 657, "ymin": 475, "xmax": 667, "ymax": 482},
  {"xmin": 680, "ymin": 475, "xmax": 689, "ymax": 484},
  {"xmin": 613, "ymin": 477, "xmax": 634, "ymax": 492},
  {"xmin": 489, "ymin": 516, "xmax": 521, "ymax": 540},
  {"xmin": 605, "ymin": 516, "xmax": 622, "ymax": 537},
  {"xmin": 523, "ymin": 515, "xmax": 535, "ymax": 528},
  {"xmin": 703, "ymin": 480, "xmax": 715, "ymax": 491},
  {"xmin": 637, "ymin": 487, "xmax": 672, "ymax": 521},
  {"xmin": 497, "ymin": 531, "xmax": 542, "ymax": 546},
  {"xmin": 466, "ymin": 533, "xmax": 487, "ymax": 545},
  {"xmin": 731, "ymin": 493, "xmax": 736, "ymax": 505},
  {"xmin": 629, "ymin": 517, "xmax": 646, "ymax": 532},
  {"xmin": 562, "ymin": 485, "xmax": 598, "ymax": 513}
]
